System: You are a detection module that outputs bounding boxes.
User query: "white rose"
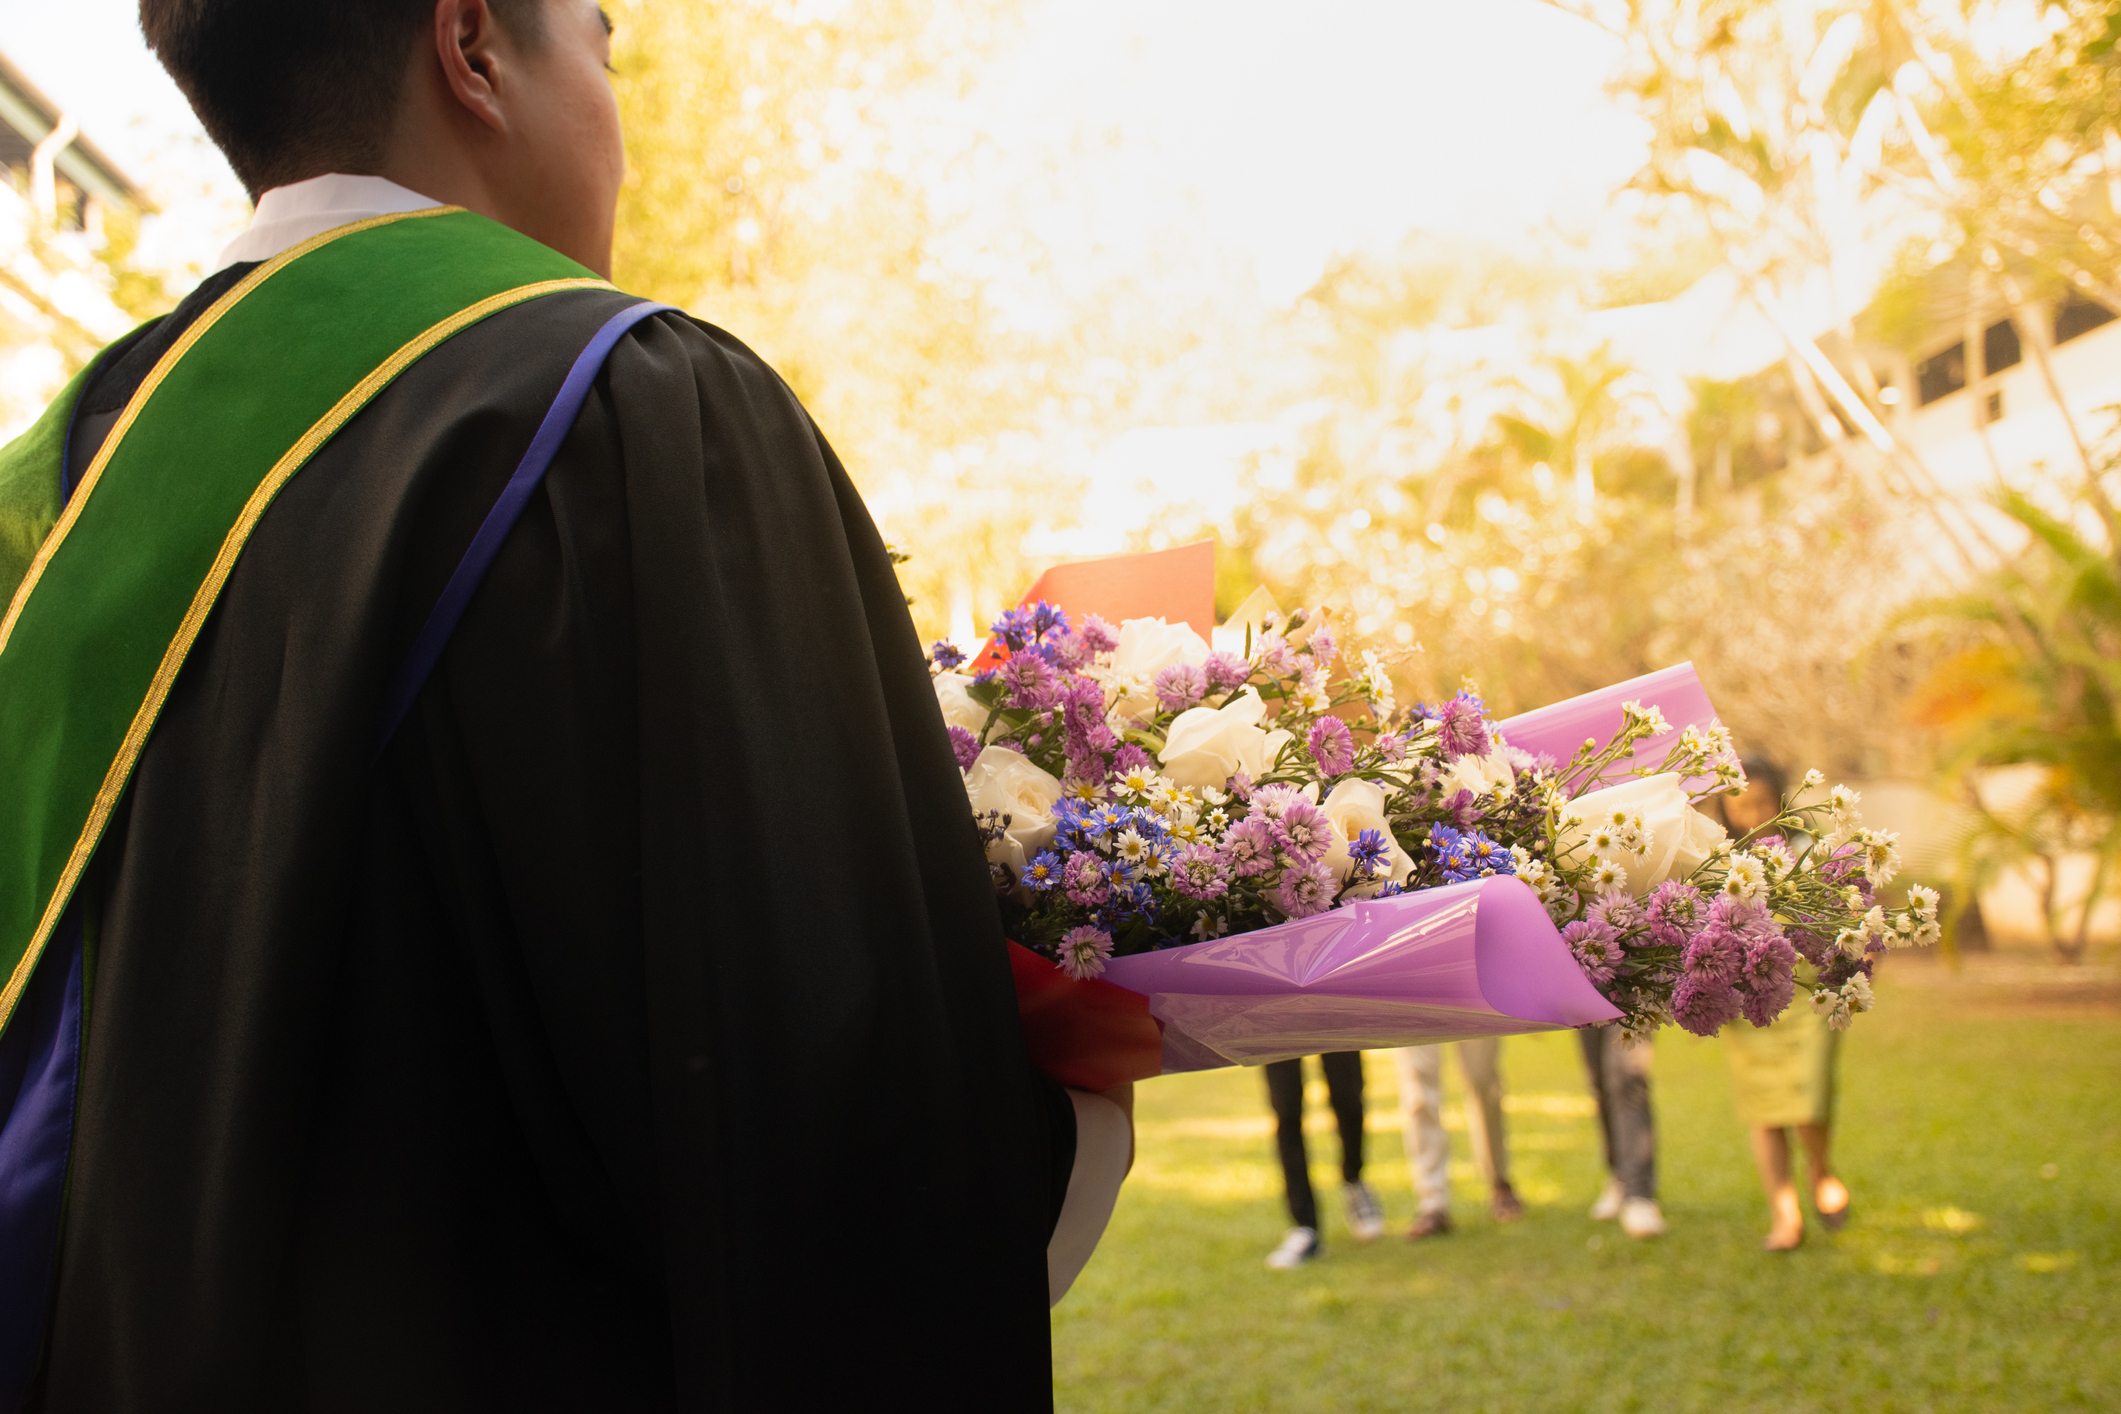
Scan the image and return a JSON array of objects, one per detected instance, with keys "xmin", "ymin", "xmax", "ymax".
[
  {"xmin": 1108, "ymin": 617, "xmax": 1211, "ymax": 721},
  {"xmin": 1319, "ymin": 778, "xmax": 1416, "ymax": 884},
  {"xmin": 962, "ymin": 746, "xmax": 1063, "ymax": 874},
  {"xmin": 933, "ymin": 672, "xmax": 990, "ymax": 735},
  {"xmin": 1437, "ymin": 751, "xmax": 1514, "ymax": 800},
  {"xmin": 1160, "ymin": 688, "xmax": 1274, "ymax": 790},
  {"xmin": 1556, "ymin": 772, "xmax": 1727, "ymax": 892}
]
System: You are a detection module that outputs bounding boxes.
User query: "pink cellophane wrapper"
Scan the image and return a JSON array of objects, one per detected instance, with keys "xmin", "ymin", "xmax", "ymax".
[
  {"xmin": 1496, "ymin": 662, "xmax": 1723, "ymax": 787},
  {"xmin": 1098, "ymin": 876, "xmax": 1620, "ymax": 1073}
]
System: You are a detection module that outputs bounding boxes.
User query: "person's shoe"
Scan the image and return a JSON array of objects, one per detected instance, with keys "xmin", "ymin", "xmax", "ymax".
[
  {"xmin": 1619, "ymin": 1197, "xmax": 1667, "ymax": 1239},
  {"xmin": 1265, "ymin": 1226, "xmax": 1321, "ymax": 1270},
  {"xmin": 1343, "ymin": 1181, "xmax": 1386, "ymax": 1242},
  {"xmin": 1814, "ymin": 1176, "xmax": 1851, "ymax": 1232},
  {"xmin": 1588, "ymin": 1178, "xmax": 1625, "ymax": 1221},
  {"xmin": 1491, "ymin": 1181, "xmax": 1526, "ymax": 1223},
  {"xmin": 1406, "ymin": 1209, "xmax": 1453, "ymax": 1241}
]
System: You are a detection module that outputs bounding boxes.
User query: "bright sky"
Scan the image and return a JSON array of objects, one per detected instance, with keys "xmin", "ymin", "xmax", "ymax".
[{"xmin": 0, "ymin": 0, "xmax": 1642, "ymax": 300}]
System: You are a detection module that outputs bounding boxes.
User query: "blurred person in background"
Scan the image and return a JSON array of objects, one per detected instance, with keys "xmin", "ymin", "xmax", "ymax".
[
  {"xmin": 1718, "ymin": 759, "xmax": 1851, "ymax": 1251},
  {"xmin": 1580, "ymin": 1025, "xmax": 1665, "ymax": 1238},
  {"xmin": 1392, "ymin": 1040, "xmax": 1522, "ymax": 1239},
  {"xmin": 1262, "ymin": 1052, "xmax": 1385, "ymax": 1268}
]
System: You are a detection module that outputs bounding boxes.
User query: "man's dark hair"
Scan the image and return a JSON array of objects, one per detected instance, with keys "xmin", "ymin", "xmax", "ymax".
[{"xmin": 140, "ymin": 0, "xmax": 547, "ymax": 197}]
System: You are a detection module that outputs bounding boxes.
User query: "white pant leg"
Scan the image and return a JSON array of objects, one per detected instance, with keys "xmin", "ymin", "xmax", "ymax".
[
  {"xmin": 1455, "ymin": 1037, "xmax": 1508, "ymax": 1188},
  {"xmin": 1392, "ymin": 1045, "xmax": 1449, "ymax": 1215}
]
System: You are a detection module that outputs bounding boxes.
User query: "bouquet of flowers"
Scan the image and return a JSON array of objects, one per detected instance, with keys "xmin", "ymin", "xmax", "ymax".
[
  {"xmin": 1495, "ymin": 690, "xmax": 1940, "ymax": 1040},
  {"xmin": 935, "ymin": 593, "xmax": 1936, "ymax": 1082}
]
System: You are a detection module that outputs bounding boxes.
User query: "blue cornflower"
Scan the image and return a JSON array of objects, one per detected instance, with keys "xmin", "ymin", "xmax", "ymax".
[
  {"xmin": 989, "ymin": 607, "xmax": 1035, "ymax": 651},
  {"xmin": 1028, "ymin": 601, "xmax": 1071, "ymax": 637},
  {"xmin": 1348, "ymin": 828, "xmax": 1390, "ymax": 876},
  {"xmin": 930, "ymin": 640, "xmax": 967, "ymax": 671}
]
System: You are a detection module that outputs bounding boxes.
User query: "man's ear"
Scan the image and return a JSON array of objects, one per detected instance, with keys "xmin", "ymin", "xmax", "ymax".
[{"xmin": 433, "ymin": 0, "xmax": 512, "ymax": 132}]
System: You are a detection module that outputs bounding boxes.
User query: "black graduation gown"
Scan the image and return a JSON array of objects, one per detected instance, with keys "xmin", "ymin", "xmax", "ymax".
[{"xmin": 31, "ymin": 272, "xmax": 1072, "ymax": 1410}]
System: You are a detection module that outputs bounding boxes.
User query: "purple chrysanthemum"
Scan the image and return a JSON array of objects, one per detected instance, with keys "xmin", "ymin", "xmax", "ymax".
[
  {"xmin": 1171, "ymin": 843, "xmax": 1232, "ymax": 901},
  {"xmin": 1710, "ymin": 894, "xmax": 1780, "ymax": 945},
  {"xmin": 1672, "ymin": 975, "xmax": 1745, "ymax": 1037},
  {"xmin": 1273, "ymin": 859, "xmax": 1338, "ymax": 919},
  {"xmin": 1562, "ymin": 919, "xmax": 1623, "ymax": 985},
  {"xmin": 1077, "ymin": 615, "xmax": 1119, "ymax": 654},
  {"xmin": 1203, "ymin": 651, "xmax": 1251, "ymax": 692},
  {"xmin": 1644, "ymin": 881, "xmax": 1707, "ymax": 950},
  {"xmin": 1277, "ymin": 798, "xmax": 1335, "ymax": 861},
  {"xmin": 1784, "ymin": 924, "xmax": 1834, "ymax": 967},
  {"xmin": 1154, "ymin": 662, "xmax": 1209, "ymax": 714},
  {"xmin": 1061, "ymin": 851, "xmax": 1110, "ymax": 907},
  {"xmin": 1111, "ymin": 743, "xmax": 1153, "ymax": 774},
  {"xmin": 1443, "ymin": 788, "xmax": 1484, "ymax": 831},
  {"xmin": 947, "ymin": 725, "xmax": 979, "ymax": 771},
  {"xmin": 1682, "ymin": 920, "xmax": 1745, "ymax": 984},
  {"xmin": 1586, "ymin": 891, "xmax": 1643, "ymax": 934},
  {"xmin": 1306, "ymin": 716, "xmax": 1355, "ymax": 777},
  {"xmin": 1738, "ymin": 931, "xmax": 1797, "ymax": 1026},
  {"xmin": 1249, "ymin": 784, "xmax": 1301, "ymax": 819},
  {"xmin": 999, "ymin": 653, "xmax": 1060, "ymax": 712},
  {"xmin": 1059, "ymin": 925, "xmax": 1115, "ymax": 981},
  {"xmin": 1220, "ymin": 815, "xmax": 1281, "ymax": 877},
  {"xmin": 1436, "ymin": 696, "xmax": 1492, "ymax": 760}
]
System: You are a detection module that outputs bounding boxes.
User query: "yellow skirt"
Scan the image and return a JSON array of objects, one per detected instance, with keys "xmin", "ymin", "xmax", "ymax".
[{"xmin": 1723, "ymin": 1009, "xmax": 1839, "ymax": 1128}]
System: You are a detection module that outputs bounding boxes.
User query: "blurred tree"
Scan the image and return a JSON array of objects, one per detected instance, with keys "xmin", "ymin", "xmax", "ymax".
[
  {"xmin": 605, "ymin": 0, "xmax": 1073, "ymax": 640},
  {"xmin": 0, "ymin": 186, "xmax": 166, "ymax": 438},
  {"xmin": 1900, "ymin": 469, "xmax": 2121, "ymax": 962}
]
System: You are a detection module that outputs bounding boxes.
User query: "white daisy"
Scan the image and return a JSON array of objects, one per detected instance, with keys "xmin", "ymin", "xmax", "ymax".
[{"xmin": 1722, "ymin": 854, "xmax": 1767, "ymax": 901}]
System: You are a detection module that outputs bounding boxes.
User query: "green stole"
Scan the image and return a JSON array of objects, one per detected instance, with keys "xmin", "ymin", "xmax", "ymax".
[{"xmin": 0, "ymin": 208, "xmax": 611, "ymax": 1037}]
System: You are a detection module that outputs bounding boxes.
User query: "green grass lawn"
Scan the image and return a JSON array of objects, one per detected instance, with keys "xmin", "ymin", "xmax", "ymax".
[{"xmin": 1053, "ymin": 949, "xmax": 2119, "ymax": 1412}]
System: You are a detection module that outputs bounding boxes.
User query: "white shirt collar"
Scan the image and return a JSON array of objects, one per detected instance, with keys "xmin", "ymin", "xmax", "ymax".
[{"xmin": 215, "ymin": 173, "xmax": 443, "ymax": 271}]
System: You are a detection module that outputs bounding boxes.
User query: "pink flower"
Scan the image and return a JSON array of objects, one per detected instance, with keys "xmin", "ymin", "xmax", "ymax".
[
  {"xmin": 1672, "ymin": 975, "xmax": 1744, "ymax": 1037},
  {"xmin": 1220, "ymin": 816, "xmax": 1281, "ymax": 877},
  {"xmin": 1563, "ymin": 919, "xmax": 1624, "ymax": 985},
  {"xmin": 1306, "ymin": 717, "xmax": 1355, "ymax": 777},
  {"xmin": 1059, "ymin": 926, "xmax": 1115, "ymax": 981},
  {"xmin": 1273, "ymin": 859, "xmax": 1338, "ymax": 919},
  {"xmin": 1154, "ymin": 662, "xmax": 1210, "ymax": 714},
  {"xmin": 1436, "ymin": 697, "xmax": 1491, "ymax": 760},
  {"xmin": 1277, "ymin": 798, "xmax": 1335, "ymax": 861}
]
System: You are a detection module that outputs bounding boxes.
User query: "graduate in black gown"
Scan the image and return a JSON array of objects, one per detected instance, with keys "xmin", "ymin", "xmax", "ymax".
[{"xmin": 9, "ymin": 1, "xmax": 1129, "ymax": 1407}]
